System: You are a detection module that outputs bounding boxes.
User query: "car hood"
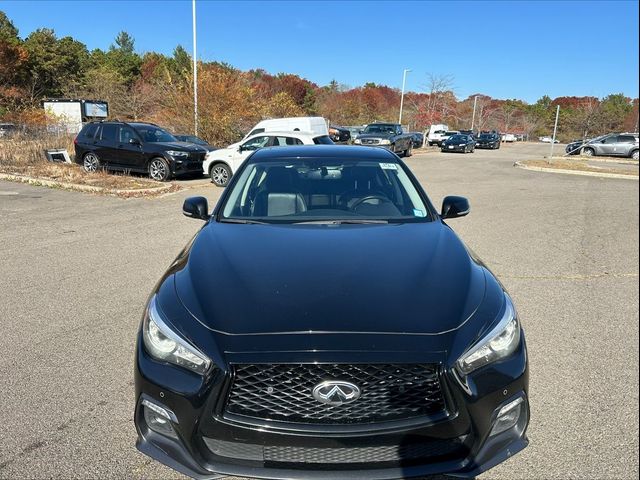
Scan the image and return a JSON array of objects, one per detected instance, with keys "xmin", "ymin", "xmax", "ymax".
[
  {"xmin": 149, "ymin": 141, "xmax": 207, "ymax": 152},
  {"xmin": 173, "ymin": 222, "xmax": 486, "ymax": 336},
  {"xmin": 206, "ymin": 146, "xmax": 237, "ymax": 158}
]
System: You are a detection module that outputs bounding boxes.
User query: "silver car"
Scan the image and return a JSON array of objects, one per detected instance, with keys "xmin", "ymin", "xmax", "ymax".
[{"xmin": 578, "ymin": 133, "xmax": 639, "ymax": 160}]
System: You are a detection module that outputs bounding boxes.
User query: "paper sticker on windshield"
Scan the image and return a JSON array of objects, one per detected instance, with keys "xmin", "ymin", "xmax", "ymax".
[
  {"xmin": 380, "ymin": 163, "xmax": 398, "ymax": 170},
  {"xmin": 413, "ymin": 209, "xmax": 426, "ymax": 217}
]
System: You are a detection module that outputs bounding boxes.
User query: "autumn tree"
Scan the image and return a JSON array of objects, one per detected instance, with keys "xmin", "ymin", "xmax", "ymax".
[{"xmin": 0, "ymin": 11, "xmax": 28, "ymax": 113}]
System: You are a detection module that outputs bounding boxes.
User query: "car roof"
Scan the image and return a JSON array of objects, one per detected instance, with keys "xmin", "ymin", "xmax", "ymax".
[
  {"xmin": 247, "ymin": 130, "xmax": 325, "ymax": 138},
  {"xmin": 249, "ymin": 145, "xmax": 398, "ymax": 161}
]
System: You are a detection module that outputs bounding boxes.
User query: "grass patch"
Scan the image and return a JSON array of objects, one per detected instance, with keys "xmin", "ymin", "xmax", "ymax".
[
  {"xmin": 522, "ymin": 158, "xmax": 638, "ymax": 176},
  {"xmin": 0, "ymin": 132, "xmax": 181, "ymax": 196}
]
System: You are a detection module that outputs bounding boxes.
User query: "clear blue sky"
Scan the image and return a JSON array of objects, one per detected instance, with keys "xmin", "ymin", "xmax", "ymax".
[{"xmin": 2, "ymin": 0, "xmax": 638, "ymax": 103}]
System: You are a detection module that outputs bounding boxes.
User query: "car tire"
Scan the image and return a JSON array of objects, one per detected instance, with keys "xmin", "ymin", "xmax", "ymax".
[
  {"xmin": 582, "ymin": 147, "xmax": 595, "ymax": 157},
  {"xmin": 82, "ymin": 152, "xmax": 100, "ymax": 173},
  {"xmin": 631, "ymin": 150, "xmax": 639, "ymax": 161},
  {"xmin": 404, "ymin": 144, "xmax": 412, "ymax": 157},
  {"xmin": 148, "ymin": 157, "xmax": 171, "ymax": 182},
  {"xmin": 210, "ymin": 163, "xmax": 232, "ymax": 187}
]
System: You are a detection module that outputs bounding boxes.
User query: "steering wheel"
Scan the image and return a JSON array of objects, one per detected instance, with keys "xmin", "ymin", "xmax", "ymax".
[
  {"xmin": 350, "ymin": 195, "xmax": 392, "ymax": 210},
  {"xmin": 339, "ymin": 189, "xmax": 385, "ymax": 206}
]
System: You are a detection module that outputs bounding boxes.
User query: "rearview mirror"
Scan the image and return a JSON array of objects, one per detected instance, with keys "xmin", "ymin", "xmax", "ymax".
[
  {"xmin": 183, "ymin": 196, "xmax": 209, "ymax": 220},
  {"xmin": 441, "ymin": 196, "xmax": 470, "ymax": 219}
]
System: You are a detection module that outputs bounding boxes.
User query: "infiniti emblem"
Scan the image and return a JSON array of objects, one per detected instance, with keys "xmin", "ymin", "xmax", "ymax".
[{"xmin": 312, "ymin": 381, "xmax": 361, "ymax": 406}]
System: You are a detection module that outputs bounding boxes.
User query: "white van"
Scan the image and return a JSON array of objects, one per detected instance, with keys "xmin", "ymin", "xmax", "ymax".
[
  {"xmin": 426, "ymin": 124, "xmax": 449, "ymax": 146},
  {"xmin": 243, "ymin": 117, "xmax": 328, "ymax": 141}
]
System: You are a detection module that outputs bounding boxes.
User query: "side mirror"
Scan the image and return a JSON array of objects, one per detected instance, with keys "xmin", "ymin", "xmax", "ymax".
[
  {"xmin": 129, "ymin": 138, "xmax": 141, "ymax": 145},
  {"xmin": 183, "ymin": 196, "xmax": 209, "ymax": 220},
  {"xmin": 238, "ymin": 145, "xmax": 244, "ymax": 152},
  {"xmin": 441, "ymin": 196, "xmax": 470, "ymax": 219}
]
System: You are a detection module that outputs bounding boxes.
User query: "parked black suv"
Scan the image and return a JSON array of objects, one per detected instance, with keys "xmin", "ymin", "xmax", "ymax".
[{"xmin": 74, "ymin": 121, "xmax": 207, "ymax": 181}]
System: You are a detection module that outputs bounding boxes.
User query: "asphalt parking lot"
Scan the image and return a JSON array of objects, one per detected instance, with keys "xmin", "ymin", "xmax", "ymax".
[{"xmin": 0, "ymin": 143, "xmax": 638, "ymax": 479}]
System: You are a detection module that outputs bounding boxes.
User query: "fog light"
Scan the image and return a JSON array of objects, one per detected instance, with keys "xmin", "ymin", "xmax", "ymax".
[
  {"xmin": 490, "ymin": 397, "xmax": 524, "ymax": 437},
  {"xmin": 142, "ymin": 398, "xmax": 177, "ymax": 438}
]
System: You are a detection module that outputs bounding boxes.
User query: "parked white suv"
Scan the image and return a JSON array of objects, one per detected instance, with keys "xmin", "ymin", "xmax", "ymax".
[{"xmin": 204, "ymin": 131, "xmax": 334, "ymax": 186}]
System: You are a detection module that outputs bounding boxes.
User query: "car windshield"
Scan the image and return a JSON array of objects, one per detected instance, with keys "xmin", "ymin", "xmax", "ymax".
[
  {"xmin": 220, "ymin": 157, "xmax": 431, "ymax": 223},
  {"xmin": 363, "ymin": 124, "xmax": 397, "ymax": 134},
  {"xmin": 448, "ymin": 135, "xmax": 467, "ymax": 142},
  {"xmin": 134, "ymin": 125, "xmax": 177, "ymax": 143},
  {"xmin": 479, "ymin": 134, "xmax": 493, "ymax": 139},
  {"xmin": 444, "ymin": 132, "xmax": 457, "ymax": 136}
]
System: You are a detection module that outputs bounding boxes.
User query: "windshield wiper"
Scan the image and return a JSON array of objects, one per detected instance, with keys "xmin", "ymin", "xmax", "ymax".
[
  {"xmin": 219, "ymin": 218, "xmax": 269, "ymax": 224},
  {"xmin": 292, "ymin": 219, "xmax": 389, "ymax": 225}
]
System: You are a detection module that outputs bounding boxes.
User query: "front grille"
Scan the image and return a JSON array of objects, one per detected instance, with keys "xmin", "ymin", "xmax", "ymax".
[
  {"xmin": 189, "ymin": 152, "xmax": 205, "ymax": 161},
  {"xmin": 224, "ymin": 364, "xmax": 445, "ymax": 425},
  {"xmin": 361, "ymin": 138, "xmax": 380, "ymax": 145},
  {"xmin": 203, "ymin": 436, "xmax": 467, "ymax": 465}
]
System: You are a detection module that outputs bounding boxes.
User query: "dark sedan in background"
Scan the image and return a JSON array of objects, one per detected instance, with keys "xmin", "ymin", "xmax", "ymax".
[
  {"xmin": 134, "ymin": 145, "xmax": 529, "ymax": 479},
  {"xmin": 329, "ymin": 125, "xmax": 351, "ymax": 144},
  {"xmin": 174, "ymin": 134, "xmax": 218, "ymax": 152},
  {"xmin": 476, "ymin": 133, "xmax": 501, "ymax": 149},
  {"xmin": 409, "ymin": 131, "xmax": 425, "ymax": 148},
  {"xmin": 442, "ymin": 134, "xmax": 476, "ymax": 153}
]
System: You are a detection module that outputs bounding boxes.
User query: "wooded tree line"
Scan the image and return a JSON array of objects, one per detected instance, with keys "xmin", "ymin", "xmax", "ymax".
[{"xmin": 1, "ymin": 11, "xmax": 637, "ymax": 146}]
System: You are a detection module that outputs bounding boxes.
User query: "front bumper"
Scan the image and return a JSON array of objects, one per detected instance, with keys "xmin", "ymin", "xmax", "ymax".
[
  {"xmin": 565, "ymin": 145, "xmax": 582, "ymax": 155},
  {"xmin": 441, "ymin": 145, "xmax": 468, "ymax": 152},
  {"xmin": 355, "ymin": 142, "xmax": 392, "ymax": 150},
  {"xmin": 134, "ymin": 332, "xmax": 529, "ymax": 479},
  {"xmin": 169, "ymin": 153, "xmax": 206, "ymax": 176},
  {"xmin": 476, "ymin": 142, "xmax": 498, "ymax": 149}
]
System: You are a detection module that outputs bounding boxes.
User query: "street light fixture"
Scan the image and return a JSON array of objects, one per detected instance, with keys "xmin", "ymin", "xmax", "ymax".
[{"xmin": 398, "ymin": 68, "xmax": 412, "ymax": 125}]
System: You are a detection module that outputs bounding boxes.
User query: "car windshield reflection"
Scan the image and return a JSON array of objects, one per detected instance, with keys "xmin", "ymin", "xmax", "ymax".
[{"xmin": 220, "ymin": 158, "xmax": 432, "ymax": 223}]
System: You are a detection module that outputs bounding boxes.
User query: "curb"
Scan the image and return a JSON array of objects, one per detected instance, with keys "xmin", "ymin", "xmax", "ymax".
[
  {"xmin": 0, "ymin": 172, "xmax": 177, "ymax": 195},
  {"xmin": 513, "ymin": 162, "xmax": 638, "ymax": 181}
]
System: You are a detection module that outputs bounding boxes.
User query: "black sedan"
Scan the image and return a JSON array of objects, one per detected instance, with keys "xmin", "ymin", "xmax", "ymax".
[
  {"xmin": 174, "ymin": 134, "xmax": 218, "ymax": 151},
  {"xmin": 442, "ymin": 134, "xmax": 476, "ymax": 153},
  {"xmin": 476, "ymin": 133, "xmax": 501, "ymax": 149},
  {"xmin": 408, "ymin": 131, "xmax": 424, "ymax": 148},
  {"xmin": 134, "ymin": 145, "xmax": 529, "ymax": 479},
  {"xmin": 329, "ymin": 125, "xmax": 351, "ymax": 144}
]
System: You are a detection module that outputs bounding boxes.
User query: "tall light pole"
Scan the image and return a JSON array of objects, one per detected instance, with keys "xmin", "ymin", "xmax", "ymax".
[
  {"xmin": 471, "ymin": 95, "xmax": 478, "ymax": 130},
  {"xmin": 398, "ymin": 68, "xmax": 411, "ymax": 125},
  {"xmin": 549, "ymin": 104, "xmax": 560, "ymax": 161},
  {"xmin": 192, "ymin": 0, "xmax": 198, "ymax": 136}
]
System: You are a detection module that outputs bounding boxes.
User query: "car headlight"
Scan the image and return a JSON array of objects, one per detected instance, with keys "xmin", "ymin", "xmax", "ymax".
[
  {"xmin": 379, "ymin": 139, "xmax": 391, "ymax": 145},
  {"xmin": 353, "ymin": 139, "xmax": 362, "ymax": 144},
  {"xmin": 456, "ymin": 294, "xmax": 520, "ymax": 375},
  {"xmin": 142, "ymin": 295, "xmax": 212, "ymax": 375},
  {"xmin": 166, "ymin": 150, "xmax": 190, "ymax": 158}
]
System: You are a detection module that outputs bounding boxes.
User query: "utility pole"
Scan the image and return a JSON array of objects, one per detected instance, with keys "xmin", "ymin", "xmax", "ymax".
[
  {"xmin": 192, "ymin": 0, "xmax": 198, "ymax": 136},
  {"xmin": 549, "ymin": 105, "xmax": 560, "ymax": 162},
  {"xmin": 398, "ymin": 68, "xmax": 411, "ymax": 125},
  {"xmin": 471, "ymin": 95, "xmax": 478, "ymax": 130}
]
